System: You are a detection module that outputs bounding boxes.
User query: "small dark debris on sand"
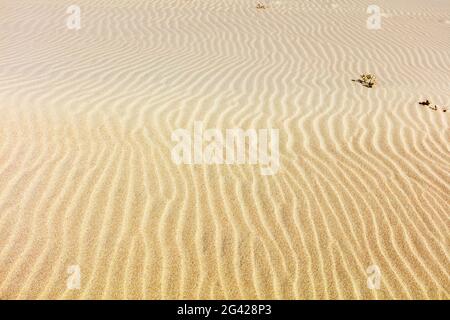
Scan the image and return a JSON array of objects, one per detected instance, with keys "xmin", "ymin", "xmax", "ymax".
[{"xmin": 419, "ymin": 99, "xmax": 448, "ymax": 112}]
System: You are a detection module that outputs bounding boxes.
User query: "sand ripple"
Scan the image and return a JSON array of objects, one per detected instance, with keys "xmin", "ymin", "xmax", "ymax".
[{"xmin": 0, "ymin": 0, "xmax": 448, "ymax": 299}]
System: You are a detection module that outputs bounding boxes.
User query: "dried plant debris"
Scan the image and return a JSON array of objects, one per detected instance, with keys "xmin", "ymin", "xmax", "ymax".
[
  {"xmin": 418, "ymin": 99, "xmax": 431, "ymax": 106},
  {"xmin": 256, "ymin": 3, "xmax": 267, "ymax": 9}
]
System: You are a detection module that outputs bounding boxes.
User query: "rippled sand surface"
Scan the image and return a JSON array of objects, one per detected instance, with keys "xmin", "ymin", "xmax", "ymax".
[{"xmin": 0, "ymin": 0, "xmax": 449, "ymax": 299}]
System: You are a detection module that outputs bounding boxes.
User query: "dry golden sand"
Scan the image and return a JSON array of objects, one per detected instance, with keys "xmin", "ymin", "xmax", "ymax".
[{"xmin": 0, "ymin": 0, "xmax": 449, "ymax": 299}]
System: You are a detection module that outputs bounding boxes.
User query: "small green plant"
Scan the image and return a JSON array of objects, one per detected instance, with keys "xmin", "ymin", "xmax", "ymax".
[{"xmin": 418, "ymin": 99, "xmax": 447, "ymax": 112}]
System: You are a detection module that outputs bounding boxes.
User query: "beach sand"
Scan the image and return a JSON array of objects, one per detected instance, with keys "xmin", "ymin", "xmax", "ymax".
[{"xmin": 0, "ymin": 0, "xmax": 449, "ymax": 299}]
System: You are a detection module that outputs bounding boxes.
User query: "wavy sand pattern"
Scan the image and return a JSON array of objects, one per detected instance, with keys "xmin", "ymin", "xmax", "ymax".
[{"xmin": 0, "ymin": 0, "xmax": 449, "ymax": 299}]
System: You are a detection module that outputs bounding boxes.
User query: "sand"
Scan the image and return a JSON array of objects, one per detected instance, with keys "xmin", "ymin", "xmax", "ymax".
[{"xmin": 0, "ymin": 0, "xmax": 448, "ymax": 299}]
